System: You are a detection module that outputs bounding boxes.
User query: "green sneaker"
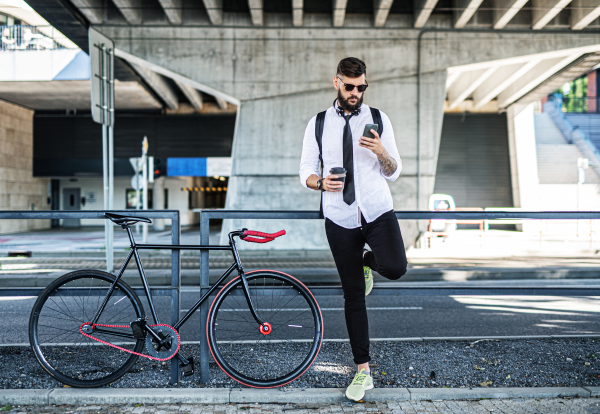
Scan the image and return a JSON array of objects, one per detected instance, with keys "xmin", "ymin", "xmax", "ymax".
[
  {"xmin": 345, "ymin": 369, "xmax": 374, "ymax": 402},
  {"xmin": 364, "ymin": 266, "xmax": 373, "ymax": 296},
  {"xmin": 363, "ymin": 249, "xmax": 373, "ymax": 296}
]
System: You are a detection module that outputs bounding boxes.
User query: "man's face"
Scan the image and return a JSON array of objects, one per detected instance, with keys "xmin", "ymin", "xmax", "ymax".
[{"xmin": 334, "ymin": 74, "xmax": 366, "ymax": 112}]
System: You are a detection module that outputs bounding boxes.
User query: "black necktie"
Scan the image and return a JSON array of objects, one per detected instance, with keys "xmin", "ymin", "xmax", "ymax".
[{"xmin": 342, "ymin": 114, "xmax": 355, "ymax": 205}]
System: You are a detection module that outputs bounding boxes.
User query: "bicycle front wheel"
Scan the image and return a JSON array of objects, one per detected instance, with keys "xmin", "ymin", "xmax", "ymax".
[
  {"xmin": 207, "ymin": 270, "xmax": 323, "ymax": 388},
  {"xmin": 29, "ymin": 270, "xmax": 145, "ymax": 388}
]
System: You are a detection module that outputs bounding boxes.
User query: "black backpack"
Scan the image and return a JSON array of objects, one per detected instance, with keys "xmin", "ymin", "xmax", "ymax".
[{"xmin": 314, "ymin": 107, "xmax": 383, "ymax": 218}]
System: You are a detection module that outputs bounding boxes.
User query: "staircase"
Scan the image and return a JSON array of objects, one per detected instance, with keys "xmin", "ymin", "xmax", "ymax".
[
  {"xmin": 534, "ymin": 113, "xmax": 600, "ymax": 184},
  {"xmin": 565, "ymin": 113, "xmax": 600, "ymax": 150}
]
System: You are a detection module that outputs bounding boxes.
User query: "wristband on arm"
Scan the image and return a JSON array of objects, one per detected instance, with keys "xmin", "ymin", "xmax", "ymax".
[{"xmin": 317, "ymin": 178, "xmax": 324, "ymax": 191}]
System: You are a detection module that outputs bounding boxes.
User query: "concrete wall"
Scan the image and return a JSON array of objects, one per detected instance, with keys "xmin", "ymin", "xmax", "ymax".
[
  {"xmin": 99, "ymin": 26, "xmax": 600, "ymax": 249},
  {"xmin": 0, "ymin": 99, "xmax": 50, "ymax": 233}
]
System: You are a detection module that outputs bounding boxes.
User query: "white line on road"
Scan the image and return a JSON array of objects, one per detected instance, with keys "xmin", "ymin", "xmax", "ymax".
[{"xmin": 180, "ymin": 307, "xmax": 422, "ymax": 312}]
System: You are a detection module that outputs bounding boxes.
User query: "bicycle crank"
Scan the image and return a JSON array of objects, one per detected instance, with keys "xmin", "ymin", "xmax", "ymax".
[{"xmin": 146, "ymin": 325, "xmax": 180, "ymax": 360}]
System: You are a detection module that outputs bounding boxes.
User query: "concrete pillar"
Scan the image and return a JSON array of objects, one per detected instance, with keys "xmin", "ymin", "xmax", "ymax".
[
  {"xmin": 153, "ymin": 176, "xmax": 165, "ymax": 231},
  {"xmin": 220, "ymin": 70, "xmax": 447, "ymax": 249},
  {"xmin": 507, "ymin": 103, "xmax": 540, "ymax": 233}
]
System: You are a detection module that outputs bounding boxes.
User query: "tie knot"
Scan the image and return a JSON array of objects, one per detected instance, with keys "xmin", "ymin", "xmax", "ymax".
[{"xmin": 344, "ymin": 114, "xmax": 353, "ymax": 122}]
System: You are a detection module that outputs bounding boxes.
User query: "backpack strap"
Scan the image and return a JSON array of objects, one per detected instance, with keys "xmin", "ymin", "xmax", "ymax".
[
  {"xmin": 370, "ymin": 107, "xmax": 383, "ymax": 136},
  {"xmin": 315, "ymin": 111, "xmax": 326, "ymax": 219}
]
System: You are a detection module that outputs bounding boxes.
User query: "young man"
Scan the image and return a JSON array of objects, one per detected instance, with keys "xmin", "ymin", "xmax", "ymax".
[{"xmin": 299, "ymin": 57, "xmax": 408, "ymax": 401}]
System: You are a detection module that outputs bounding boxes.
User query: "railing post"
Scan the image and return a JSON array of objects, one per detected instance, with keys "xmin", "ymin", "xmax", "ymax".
[
  {"xmin": 199, "ymin": 210, "xmax": 211, "ymax": 384},
  {"xmin": 170, "ymin": 210, "xmax": 181, "ymax": 385}
]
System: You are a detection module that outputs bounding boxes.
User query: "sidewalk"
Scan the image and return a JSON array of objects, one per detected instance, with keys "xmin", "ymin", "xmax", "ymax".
[{"xmin": 2, "ymin": 227, "xmax": 600, "ymax": 285}]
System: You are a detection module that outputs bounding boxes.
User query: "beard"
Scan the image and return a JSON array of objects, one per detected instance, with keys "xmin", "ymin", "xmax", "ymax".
[{"xmin": 337, "ymin": 89, "xmax": 363, "ymax": 113}]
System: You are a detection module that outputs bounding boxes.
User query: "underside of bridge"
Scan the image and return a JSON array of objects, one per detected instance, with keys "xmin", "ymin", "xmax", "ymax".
[{"xmin": 24, "ymin": 0, "xmax": 600, "ymax": 249}]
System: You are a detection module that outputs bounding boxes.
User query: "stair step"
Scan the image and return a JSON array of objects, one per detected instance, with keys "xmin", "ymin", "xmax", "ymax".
[
  {"xmin": 534, "ymin": 113, "xmax": 569, "ymax": 145},
  {"xmin": 534, "ymin": 113, "xmax": 600, "ymax": 184}
]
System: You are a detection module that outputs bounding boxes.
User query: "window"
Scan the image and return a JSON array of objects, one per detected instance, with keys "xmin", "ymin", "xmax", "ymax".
[
  {"xmin": 552, "ymin": 75, "xmax": 589, "ymax": 113},
  {"xmin": 0, "ymin": 13, "xmax": 21, "ymax": 25},
  {"xmin": 126, "ymin": 189, "xmax": 153, "ymax": 209}
]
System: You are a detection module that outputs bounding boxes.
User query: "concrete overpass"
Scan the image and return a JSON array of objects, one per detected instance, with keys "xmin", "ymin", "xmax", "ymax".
[{"xmin": 24, "ymin": 0, "xmax": 600, "ymax": 249}]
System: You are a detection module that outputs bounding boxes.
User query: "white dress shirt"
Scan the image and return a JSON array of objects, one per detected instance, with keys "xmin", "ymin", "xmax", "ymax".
[{"xmin": 299, "ymin": 102, "xmax": 402, "ymax": 229}]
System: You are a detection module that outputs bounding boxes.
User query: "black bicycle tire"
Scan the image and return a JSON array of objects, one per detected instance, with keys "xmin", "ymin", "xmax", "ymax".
[
  {"xmin": 29, "ymin": 270, "xmax": 145, "ymax": 388},
  {"xmin": 207, "ymin": 270, "xmax": 323, "ymax": 388}
]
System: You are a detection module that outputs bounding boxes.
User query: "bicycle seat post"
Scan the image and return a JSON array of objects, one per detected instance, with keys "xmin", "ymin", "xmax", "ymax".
[{"xmin": 124, "ymin": 224, "xmax": 137, "ymax": 248}]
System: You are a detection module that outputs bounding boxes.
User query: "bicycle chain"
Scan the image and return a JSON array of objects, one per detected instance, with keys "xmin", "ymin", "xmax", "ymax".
[{"xmin": 79, "ymin": 322, "xmax": 180, "ymax": 361}]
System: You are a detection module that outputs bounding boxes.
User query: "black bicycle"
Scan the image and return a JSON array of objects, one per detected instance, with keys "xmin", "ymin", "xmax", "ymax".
[{"xmin": 28, "ymin": 213, "xmax": 323, "ymax": 388}]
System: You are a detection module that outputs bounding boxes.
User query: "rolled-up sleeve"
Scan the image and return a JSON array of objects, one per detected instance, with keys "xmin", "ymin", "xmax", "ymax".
[
  {"xmin": 379, "ymin": 112, "xmax": 402, "ymax": 182},
  {"xmin": 299, "ymin": 116, "xmax": 321, "ymax": 190}
]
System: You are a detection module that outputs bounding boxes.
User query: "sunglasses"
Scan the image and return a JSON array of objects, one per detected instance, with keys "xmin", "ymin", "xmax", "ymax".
[{"xmin": 337, "ymin": 76, "xmax": 369, "ymax": 93}]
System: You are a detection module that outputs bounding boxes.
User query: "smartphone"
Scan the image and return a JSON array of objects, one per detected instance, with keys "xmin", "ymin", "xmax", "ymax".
[{"xmin": 362, "ymin": 124, "xmax": 378, "ymax": 138}]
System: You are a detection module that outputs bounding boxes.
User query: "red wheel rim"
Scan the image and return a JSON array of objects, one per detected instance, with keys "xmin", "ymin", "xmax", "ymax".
[{"xmin": 259, "ymin": 322, "xmax": 272, "ymax": 335}]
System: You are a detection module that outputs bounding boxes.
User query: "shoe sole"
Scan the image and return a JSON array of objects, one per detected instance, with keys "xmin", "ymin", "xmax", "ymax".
[
  {"xmin": 365, "ymin": 283, "xmax": 373, "ymax": 296},
  {"xmin": 346, "ymin": 384, "xmax": 374, "ymax": 402}
]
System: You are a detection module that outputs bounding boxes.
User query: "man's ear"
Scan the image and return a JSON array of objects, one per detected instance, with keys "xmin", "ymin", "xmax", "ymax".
[{"xmin": 333, "ymin": 76, "xmax": 339, "ymax": 90}]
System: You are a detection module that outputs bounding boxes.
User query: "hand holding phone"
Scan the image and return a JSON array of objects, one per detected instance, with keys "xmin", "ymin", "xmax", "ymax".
[
  {"xmin": 362, "ymin": 124, "xmax": 378, "ymax": 138},
  {"xmin": 359, "ymin": 123, "xmax": 385, "ymax": 155}
]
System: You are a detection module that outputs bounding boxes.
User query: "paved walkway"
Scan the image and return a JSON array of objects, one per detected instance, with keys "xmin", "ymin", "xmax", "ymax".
[
  {"xmin": 5, "ymin": 398, "xmax": 600, "ymax": 413},
  {"xmin": 3, "ymin": 227, "xmax": 600, "ymax": 285}
]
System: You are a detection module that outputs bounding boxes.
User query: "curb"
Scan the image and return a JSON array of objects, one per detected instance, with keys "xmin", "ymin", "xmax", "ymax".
[
  {"xmin": 1, "ymin": 386, "xmax": 598, "ymax": 406},
  {"xmin": 5, "ymin": 267, "xmax": 600, "ymax": 288}
]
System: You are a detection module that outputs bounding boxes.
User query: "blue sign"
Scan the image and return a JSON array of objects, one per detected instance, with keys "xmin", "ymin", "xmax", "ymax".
[{"xmin": 167, "ymin": 158, "xmax": 207, "ymax": 176}]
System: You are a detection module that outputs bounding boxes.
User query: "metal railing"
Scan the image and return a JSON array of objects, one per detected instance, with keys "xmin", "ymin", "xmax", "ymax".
[
  {"xmin": 0, "ymin": 210, "xmax": 181, "ymax": 384},
  {"xmin": 2, "ymin": 209, "xmax": 600, "ymax": 386},
  {"xmin": 196, "ymin": 209, "xmax": 600, "ymax": 384},
  {"xmin": 0, "ymin": 25, "xmax": 74, "ymax": 51}
]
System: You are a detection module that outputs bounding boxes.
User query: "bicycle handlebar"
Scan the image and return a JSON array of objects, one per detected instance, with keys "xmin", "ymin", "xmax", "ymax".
[{"xmin": 241, "ymin": 229, "xmax": 286, "ymax": 243}]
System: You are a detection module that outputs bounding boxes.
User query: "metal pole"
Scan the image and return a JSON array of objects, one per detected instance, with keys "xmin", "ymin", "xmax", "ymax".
[
  {"xmin": 102, "ymin": 124, "xmax": 109, "ymax": 272},
  {"xmin": 417, "ymin": 33, "xmax": 423, "ymax": 213},
  {"xmin": 142, "ymin": 155, "xmax": 148, "ymax": 243},
  {"xmin": 142, "ymin": 137, "xmax": 148, "ymax": 243},
  {"xmin": 170, "ymin": 211, "xmax": 181, "ymax": 385},
  {"xmin": 107, "ymin": 47, "xmax": 115, "ymax": 273},
  {"xmin": 136, "ymin": 159, "xmax": 141, "ymax": 234},
  {"xmin": 199, "ymin": 210, "xmax": 210, "ymax": 383},
  {"xmin": 99, "ymin": 43, "xmax": 111, "ymax": 273},
  {"xmin": 577, "ymin": 180, "xmax": 581, "ymax": 237}
]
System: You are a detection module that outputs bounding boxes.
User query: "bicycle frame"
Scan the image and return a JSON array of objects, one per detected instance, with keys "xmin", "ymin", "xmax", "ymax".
[{"xmin": 88, "ymin": 225, "xmax": 266, "ymax": 351}]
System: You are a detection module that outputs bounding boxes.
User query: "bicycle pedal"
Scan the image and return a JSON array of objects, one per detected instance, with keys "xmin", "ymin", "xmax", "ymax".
[{"xmin": 180, "ymin": 356, "xmax": 194, "ymax": 377}]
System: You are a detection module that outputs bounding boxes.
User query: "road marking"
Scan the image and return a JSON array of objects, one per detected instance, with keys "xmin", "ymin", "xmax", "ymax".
[{"xmin": 180, "ymin": 307, "xmax": 422, "ymax": 312}]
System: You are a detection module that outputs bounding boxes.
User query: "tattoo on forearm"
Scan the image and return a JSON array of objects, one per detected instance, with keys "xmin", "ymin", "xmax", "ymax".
[{"xmin": 377, "ymin": 150, "xmax": 397, "ymax": 177}]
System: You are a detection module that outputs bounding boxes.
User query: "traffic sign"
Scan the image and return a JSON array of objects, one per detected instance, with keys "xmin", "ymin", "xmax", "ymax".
[
  {"xmin": 131, "ymin": 174, "xmax": 143, "ymax": 191},
  {"xmin": 129, "ymin": 157, "xmax": 141, "ymax": 173},
  {"xmin": 89, "ymin": 27, "xmax": 114, "ymax": 126}
]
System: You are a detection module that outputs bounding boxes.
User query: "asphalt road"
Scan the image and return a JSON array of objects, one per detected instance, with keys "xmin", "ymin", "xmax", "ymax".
[{"xmin": 3, "ymin": 280, "xmax": 600, "ymax": 345}]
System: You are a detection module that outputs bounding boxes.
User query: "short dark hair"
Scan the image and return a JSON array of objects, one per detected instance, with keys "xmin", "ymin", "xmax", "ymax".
[{"xmin": 337, "ymin": 57, "xmax": 367, "ymax": 78}]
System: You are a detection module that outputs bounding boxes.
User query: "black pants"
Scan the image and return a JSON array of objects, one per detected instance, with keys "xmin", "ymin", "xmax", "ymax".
[{"xmin": 325, "ymin": 210, "xmax": 407, "ymax": 364}]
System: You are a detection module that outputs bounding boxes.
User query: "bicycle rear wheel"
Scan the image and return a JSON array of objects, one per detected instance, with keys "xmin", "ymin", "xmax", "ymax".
[
  {"xmin": 29, "ymin": 270, "xmax": 145, "ymax": 387},
  {"xmin": 207, "ymin": 270, "xmax": 323, "ymax": 388}
]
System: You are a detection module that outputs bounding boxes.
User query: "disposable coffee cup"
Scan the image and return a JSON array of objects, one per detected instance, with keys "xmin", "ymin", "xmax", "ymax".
[{"xmin": 330, "ymin": 167, "xmax": 346, "ymax": 183}]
